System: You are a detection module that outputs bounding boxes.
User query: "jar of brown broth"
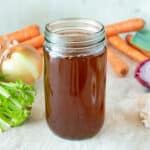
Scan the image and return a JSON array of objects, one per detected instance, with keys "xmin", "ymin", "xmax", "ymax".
[{"xmin": 44, "ymin": 18, "xmax": 106, "ymax": 139}]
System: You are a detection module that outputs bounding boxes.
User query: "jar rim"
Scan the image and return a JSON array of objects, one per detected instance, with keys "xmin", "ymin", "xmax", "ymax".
[
  {"xmin": 44, "ymin": 18, "xmax": 105, "ymax": 56},
  {"xmin": 45, "ymin": 18, "xmax": 104, "ymax": 36},
  {"xmin": 45, "ymin": 18, "xmax": 105, "ymax": 42}
]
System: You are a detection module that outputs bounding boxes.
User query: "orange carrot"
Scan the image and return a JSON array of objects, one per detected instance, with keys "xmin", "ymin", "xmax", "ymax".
[
  {"xmin": 5, "ymin": 25, "xmax": 40, "ymax": 42},
  {"xmin": 37, "ymin": 47, "xmax": 43, "ymax": 55},
  {"xmin": 108, "ymin": 36, "xmax": 148, "ymax": 62},
  {"xmin": 0, "ymin": 36, "xmax": 6, "ymax": 50},
  {"xmin": 22, "ymin": 35, "xmax": 44, "ymax": 49},
  {"xmin": 126, "ymin": 34, "xmax": 150, "ymax": 58},
  {"xmin": 107, "ymin": 48, "xmax": 129, "ymax": 77},
  {"xmin": 105, "ymin": 18, "xmax": 145, "ymax": 36}
]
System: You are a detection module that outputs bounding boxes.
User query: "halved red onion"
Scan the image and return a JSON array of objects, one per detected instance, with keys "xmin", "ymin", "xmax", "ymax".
[{"xmin": 135, "ymin": 59, "xmax": 150, "ymax": 88}]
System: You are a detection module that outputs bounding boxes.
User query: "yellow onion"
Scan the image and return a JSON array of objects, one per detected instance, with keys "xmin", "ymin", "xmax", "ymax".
[{"xmin": 0, "ymin": 44, "xmax": 42, "ymax": 84}]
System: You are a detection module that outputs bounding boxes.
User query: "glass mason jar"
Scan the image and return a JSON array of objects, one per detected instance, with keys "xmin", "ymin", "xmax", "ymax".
[{"xmin": 44, "ymin": 18, "xmax": 106, "ymax": 139}]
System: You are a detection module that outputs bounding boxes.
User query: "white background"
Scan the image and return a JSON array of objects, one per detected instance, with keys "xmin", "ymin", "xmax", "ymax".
[{"xmin": 0, "ymin": 0, "xmax": 150, "ymax": 34}]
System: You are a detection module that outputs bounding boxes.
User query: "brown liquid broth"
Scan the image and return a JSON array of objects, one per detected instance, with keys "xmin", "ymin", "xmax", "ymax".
[{"xmin": 44, "ymin": 49, "xmax": 106, "ymax": 139}]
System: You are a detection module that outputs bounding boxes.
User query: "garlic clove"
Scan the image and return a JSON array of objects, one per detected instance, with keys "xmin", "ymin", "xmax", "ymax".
[{"xmin": 138, "ymin": 93, "xmax": 150, "ymax": 128}]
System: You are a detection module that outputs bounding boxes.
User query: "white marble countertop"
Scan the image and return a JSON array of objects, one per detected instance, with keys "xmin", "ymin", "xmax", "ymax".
[{"xmin": 0, "ymin": 57, "xmax": 149, "ymax": 150}]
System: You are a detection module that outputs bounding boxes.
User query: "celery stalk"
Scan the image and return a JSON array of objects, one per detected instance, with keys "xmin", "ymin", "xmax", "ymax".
[{"xmin": 0, "ymin": 80, "xmax": 35, "ymax": 131}]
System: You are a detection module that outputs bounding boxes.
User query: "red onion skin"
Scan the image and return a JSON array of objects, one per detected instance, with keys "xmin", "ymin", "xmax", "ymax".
[{"xmin": 135, "ymin": 59, "xmax": 150, "ymax": 88}]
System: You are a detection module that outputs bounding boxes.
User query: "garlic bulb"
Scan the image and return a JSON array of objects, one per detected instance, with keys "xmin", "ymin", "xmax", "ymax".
[{"xmin": 138, "ymin": 93, "xmax": 150, "ymax": 128}]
